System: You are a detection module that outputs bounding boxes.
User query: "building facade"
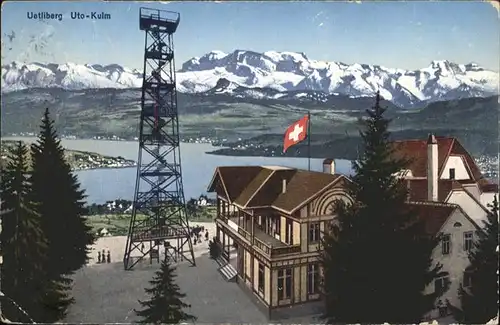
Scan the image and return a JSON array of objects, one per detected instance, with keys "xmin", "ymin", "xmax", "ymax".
[
  {"xmin": 407, "ymin": 201, "xmax": 481, "ymax": 320},
  {"xmin": 207, "ymin": 135, "xmax": 497, "ymax": 320},
  {"xmin": 207, "ymin": 164, "xmax": 352, "ymax": 319},
  {"xmin": 393, "ymin": 135, "xmax": 498, "ymax": 225},
  {"xmin": 393, "ymin": 135, "xmax": 498, "ymax": 318}
]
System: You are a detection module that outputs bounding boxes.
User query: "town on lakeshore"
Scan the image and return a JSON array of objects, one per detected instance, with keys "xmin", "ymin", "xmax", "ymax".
[
  {"xmin": 0, "ymin": 139, "xmax": 136, "ymax": 171},
  {"xmin": 1, "ymin": 2, "xmax": 498, "ymax": 325}
]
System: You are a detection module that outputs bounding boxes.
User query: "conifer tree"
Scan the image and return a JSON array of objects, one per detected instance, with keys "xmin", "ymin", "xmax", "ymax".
[
  {"xmin": 0, "ymin": 142, "xmax": 47, "ymax": 322},
  {"xmin": 36, "ymin": 275, "xmax": 75, "ymax": 322},
  {"xmin": 135, "ymin": 258, "xmax": 196, "ymax": 324},
  {"xmin": 320, "ymin": 93, "xmax": 445, "ymax": 323},
  {"xmin": 29, "ymin": 108, "xmax": 95, "ymax": 278},
  {"xmin": 449, "ymin": 195, "xmax": 499, "ymax": 324}
]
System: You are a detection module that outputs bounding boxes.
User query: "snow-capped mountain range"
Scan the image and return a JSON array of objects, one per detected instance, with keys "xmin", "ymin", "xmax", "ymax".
[{"xmin": 2, "ymin": 49, "xmax": 498, "ymax": 108}]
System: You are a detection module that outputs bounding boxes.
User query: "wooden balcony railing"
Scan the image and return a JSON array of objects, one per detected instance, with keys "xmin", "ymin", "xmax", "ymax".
[
  {"xmin": 218, "ymin": 212, "xmax": 239, "ymax": 222},
  {"xmin": 217, "ymin": 214, "xmax": 301, "ymax": 257},
  {"xmin": 271, "ymin": 245, "xmax": 301, "ymax": 256},
  {"xmin": 237, "ymin": 227, "xmax": 252, "ymax": 242},
  {"xmin": 254, "ymin": 237, "xmax": 271, "ymax": 255}
]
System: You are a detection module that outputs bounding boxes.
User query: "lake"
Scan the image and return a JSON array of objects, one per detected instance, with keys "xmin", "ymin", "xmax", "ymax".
[{"xmin": 4, "ymin": 137, "xmax": 352, "ymax": 204}]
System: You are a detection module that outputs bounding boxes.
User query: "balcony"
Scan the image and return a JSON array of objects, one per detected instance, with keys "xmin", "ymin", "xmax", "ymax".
[
  {"xmin": 217, "ymin": 213, "xmax": 301, "ymax": 257},
  {"xmin": 139, "ymin": 8, "xmax": 180, "ymax": 33}
]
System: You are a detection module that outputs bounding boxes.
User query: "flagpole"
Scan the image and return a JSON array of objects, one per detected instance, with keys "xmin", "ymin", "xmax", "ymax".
[{"xmin": 307, "ymin": 111, "xmax": 311, "ymax": 171}]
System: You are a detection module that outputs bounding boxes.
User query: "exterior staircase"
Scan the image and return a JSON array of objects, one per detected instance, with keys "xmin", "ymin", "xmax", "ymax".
[{"xmin": 215, "ymin": 256, "xmax": 237, "ymax": 282}]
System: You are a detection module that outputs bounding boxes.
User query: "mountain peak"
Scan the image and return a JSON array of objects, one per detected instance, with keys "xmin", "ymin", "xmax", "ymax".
[
  {"xmin": 1, "ymin": 50, "xmax": 498, "ymax": 108},
  {"xmin": 202, "ymin": 50, "xmax": 227, "ymax": 59},
  {"xmin": 464, "ymin": 62, "xmax": 484, "ymax": 72}
]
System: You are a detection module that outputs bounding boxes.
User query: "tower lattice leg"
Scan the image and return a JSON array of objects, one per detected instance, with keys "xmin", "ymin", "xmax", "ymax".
[{"xmin": 123, "ymin": 8, "xmax": 195, "ymax": 270}]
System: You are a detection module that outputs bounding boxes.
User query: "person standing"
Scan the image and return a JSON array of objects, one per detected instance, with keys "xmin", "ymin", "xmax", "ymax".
[
  {"xmin": 107, "ymin": 250, "xmax": 111, "ymax": 263},
  {"xmin": 97, "ymin": 251, "xmax": 101, "ymax": 263}
]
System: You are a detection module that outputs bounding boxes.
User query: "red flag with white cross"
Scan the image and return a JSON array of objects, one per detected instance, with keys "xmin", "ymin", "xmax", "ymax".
[{"xmin": 283, "ymin": 114, "xmax": 309, "ymax": 153}]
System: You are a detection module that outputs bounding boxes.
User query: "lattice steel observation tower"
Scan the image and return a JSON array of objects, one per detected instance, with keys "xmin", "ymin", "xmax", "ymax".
[{"xmin": 123, "ymin": 8, "xmax": 195, "ymax": 270}]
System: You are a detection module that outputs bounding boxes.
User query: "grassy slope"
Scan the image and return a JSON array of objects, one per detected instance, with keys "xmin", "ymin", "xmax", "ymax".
[{"xmin": 86, "ymin": 206, "xmax": 216, "ymax": 236}]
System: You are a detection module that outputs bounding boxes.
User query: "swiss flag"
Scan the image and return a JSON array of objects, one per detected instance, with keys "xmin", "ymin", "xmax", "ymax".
[{"xmin": 283, "ymin": 115, "xmax": 308, "ymax": 153}]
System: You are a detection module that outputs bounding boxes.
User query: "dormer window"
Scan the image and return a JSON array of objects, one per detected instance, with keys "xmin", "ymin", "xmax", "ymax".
[{"xmin": 449, "ymin": 168, "xmax": 455, "ymax": 180}]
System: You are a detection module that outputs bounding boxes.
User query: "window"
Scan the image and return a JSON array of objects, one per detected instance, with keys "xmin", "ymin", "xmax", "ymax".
[
  {"xmin": 463, "ymin": 269, "xmax": 473, "ymax": 288},
  {"xmin": 436, "ymin": 299, "xmax": 449, "ymax": 317},
  {"xmin": 277, "ymin": 268, "xmax": 292, "ymax": 301},
  {"xmin": 257, "ymin": 215, "xmax": 263, "ymax": 230},
  {"xmin": 441, "ymin": 234, "xmax": 451, "ymax": 255},
  {"xmin": 285, "ymin": 219, "xmax": 293, "ymax": 245},
  {"xmin": 434, "ymin": 272, "xmax": 449, "ymax": 294},
  {"xmin": 309, "ymin": 222, "xmax": 320, "ymax": 243},
  {"xmin": 449, "ymin": 168, "xmax": 455, "ymax": 180},
  {"xmin": 258, "ymin": 263, "xmax": 265, "ymax": 293},
  {"xmin": 269, "ymin": 217, "xmax": 276, "ymax": 236},
  {"xmin": 307, "ymin": 264, "xmax": 320, "ymax": 295},
  {"xmin": 464, "ymin": 231, "xmax": 474, "ymax": 252},
  {"xmin": 266, "ymin": 217, "xmax": 272, "ymax": 235}
]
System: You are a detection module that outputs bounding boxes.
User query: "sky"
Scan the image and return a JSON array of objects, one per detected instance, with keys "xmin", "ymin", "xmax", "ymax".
[{"xmin": 1, "ymin": 1, "xmax": 499, "ymax": 71}]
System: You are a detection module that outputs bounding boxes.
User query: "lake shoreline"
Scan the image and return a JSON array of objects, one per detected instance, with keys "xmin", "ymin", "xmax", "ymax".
[
  {"xmin": 74, "ymin": 165, "xmax": 137, "ymax": 172},
  {"xmin": 205, "ymin": 147, "xmax": 353, "ymax": 160},
  {"xmin": 2, "ymin": 138, "xmax": 137, "ymax": 171},
  {"xmin": 5, "ymin": 135, "xmax": 353, "ymax": 160},
  {"xmin": 4, "ymin": 137, "xmax": 354, "ymax": 205}
]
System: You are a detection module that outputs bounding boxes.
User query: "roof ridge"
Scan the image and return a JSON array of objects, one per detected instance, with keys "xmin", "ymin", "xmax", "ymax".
[
  {"xmin": 407, "ymin": 200, "xmax": 458, "ymax": 208},
  {"xmin": 436, "ymin": 138, "xmax": 455, "ymax": 177},
  {"xmin": 241, "ymin": 169, "xmax": 277, "ymax": 208}
]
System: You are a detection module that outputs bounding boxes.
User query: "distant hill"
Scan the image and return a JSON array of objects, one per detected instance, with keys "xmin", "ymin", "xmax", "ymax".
[{"xmin": 1, "ymin": 86, "xmax": 497, "ymax": 158}]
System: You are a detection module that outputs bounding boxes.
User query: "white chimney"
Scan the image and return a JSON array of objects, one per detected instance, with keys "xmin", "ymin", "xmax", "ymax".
[
  {"xmin": 323, "ymin": 158, "xmax": 335, "ymax": 175},
  {"xmin": 282, "ymin": 179, "xmax": 287, "ymax": 194},
  {"xmin": 427, "ymin": 134, "xmax": 438, "ymax": 201}
]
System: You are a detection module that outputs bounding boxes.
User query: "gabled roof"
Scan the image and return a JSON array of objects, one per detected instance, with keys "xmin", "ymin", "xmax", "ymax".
[
  {"xmin": 239, "ymin": 169, "xmax": 297, "ymax": 208},
  {"xmin": 406, "ymin": 177, "xmax": 492, "ymax": 222},
  {"xmin": 232, "ymin": 168, "xmax": 276, "ymax": 207},
  {"xmin": 391, "ymin": 136, "xmax": 483, "ymax": 181},
  {"xmin": 405, "ymin": 201, "xmax": 457, "ymax": 236},
  {"xmin": 406, "ymin": 179, "xmax": 463, "ymax": 202},
  {"xmin": 271, "ymin": 170, "xmax": 343, "ymax": 213},
  {"xmin": 408, "ymin": 200, "xmax": 483, "ymax": 236},
  {"xmin": 391, "ymin": 137, "xmax": 454, "ymax": 178},
  {"xmin": 207, "ymin": 166, "xmax": 262, "ymax": 202},
  {"xmin": 207, "ymin": 165, "xmax": 345, "ymax": 215}
]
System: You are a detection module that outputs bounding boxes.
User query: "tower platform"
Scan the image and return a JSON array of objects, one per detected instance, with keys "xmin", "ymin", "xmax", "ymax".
[{"xmin": 139, "ymin": 8, "xmax": 180, "ymax": 33}]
